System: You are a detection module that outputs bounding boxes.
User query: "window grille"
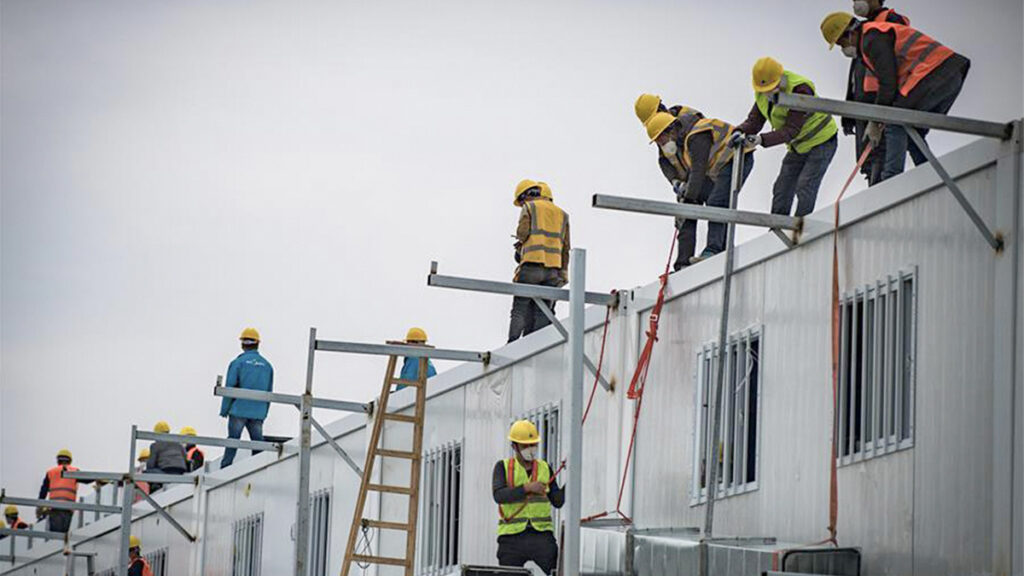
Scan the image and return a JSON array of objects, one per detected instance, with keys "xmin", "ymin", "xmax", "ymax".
[
  {"xmin": 97, "ymin": 569, "xmax": 116, "ymax": 576},
  {"xmin": 517, "ymin": 403, "xmax": 561, "ymax": 464},
  {"xmin": 837, "ymin": 268, "xmax": 916, "ymax": 464},
  {"xmin": 692, "ymin": 327, "xmax": 762, "ymax": 504},
  {"xmin": 145, "ymin": 547, "xmax": 168, "ymax": 576},
  {"xmin": 308, "ymin": 489, "xmax": 331, "ymax": 576},
  {"xmin": 416, "ymin": 442, "xmax": 462, "ymax": 575},
  {"xmin": 232, "ymin": 512, "xmax": 264, "ymax": 576}
]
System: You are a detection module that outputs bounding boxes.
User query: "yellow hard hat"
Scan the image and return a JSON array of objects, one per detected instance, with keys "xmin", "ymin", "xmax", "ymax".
[
  {"xmin": 821, "ymin": 12, "xmax": 856, "ymax": 49},
  {"xmin": 239, "ymin": 327, "xmax": 261, "ymax": 342},
  {"xmin": 634, "ymin": 93, "xmax": 662, "ymax": 124},
  {"xmin": 644, "ymin": 112, "xmax": 677, "ymax": 143},
  {"xmin": 752, "ymin": 57, "xmax": 785, "ymax": 93},
  {"xmin": 4, "ymin": 505, "xmax": 18, "ymax": 516},
  {"xmin": 130, "ymin": 535, "xmax": 141, "ymax": 549},
  {"xmin": 537, "ymin": 181, "xmax": 553, "ymax": 200},
  {"xmin": 513, "ymin": 179, "xmax": 540, "ymax": 206},
  {"xmin": 508, "ymin": 420, "xmax": 540, "ymax": 445},
  {"xmin": 179, "ymin": 426, "xmax": 197, "ymax": 436},
  {"xmin": 138, "ymin": 448, "xmax": 151, "ymax": 461},
  {"xmin": 154, "ymin": 421, "xmax": 171, "ymax": 434},
  {"xmin": 405, "ymin": 327, "xmax": 428, "ymax": 343},
  {"xmin": 56, "ymin": 449, "xmax": 73, "ymax": 460}
]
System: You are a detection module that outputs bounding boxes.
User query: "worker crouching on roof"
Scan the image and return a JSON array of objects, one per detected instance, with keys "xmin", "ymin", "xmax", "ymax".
[
  {"xmin": 128, "ymin": 536, "xmax": 154, "ymax": 576},
  {"xmin": 823, "ymin": 11, "xmax": 969, "ymax": 182},
  {"xmin": 508, "ymin": 180, "xmax": 570, "ymax": 343},
  {"xmin": 4, "ymin": 506, "xmax": 28, "ymax": 530},
  {"xmin": 146, "ymin": 420, "xmax": 187, "ymax": 481},
  {"xmin": 396, "ymin": 327, "xmax": 436, "ymax": 391},
  {"xmin": 645, "ymin": 110, "xmax": 755, "ymax": 268},
  {"xmin": 180, "ymin": 426, "xmax": 205, "ymax": 472},
  {"xmin": 733, "ymin": 57, "xmax": 838, "ymax": 219},
  {"xmin": 493, "ymin": 420, "xmax": 564, "ymax": 575},
  {"xmin": 220, "ymin": 327, "xmax": 274, "ymax": 468}
]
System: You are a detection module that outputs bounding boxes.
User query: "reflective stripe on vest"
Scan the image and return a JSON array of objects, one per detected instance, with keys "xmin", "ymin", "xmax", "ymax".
[
  {"xmin": 46, "ymin": 465, "xmax": 79, "ymax": 502},
  {"xmin": 187, "ymin": 447, "xmax": 205, "ymax": 460},
  {"xmin": 497, "ymin": 458, "xmax": 553, "ymax": 535},
  {"xmin": 860, "ymin": 21, "xmax": 954, "ymax": 98},
  {"xmin": 682, "ymin": 118, "xmax": 741, "ymax": 180},
  {"xmin": 754, "ymin": 71, "xmax": 838, "ymax": 154},
  {"xmin": 520, "ymin": 200, "xmax": 567, "ymax": 269}
]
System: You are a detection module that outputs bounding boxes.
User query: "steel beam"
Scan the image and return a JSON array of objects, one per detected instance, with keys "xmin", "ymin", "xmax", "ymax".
[
  {"xmin": 310, "ymin": 416, "xmax": 363, "ymax": 476},
  {"xmin": 564, "ymin": 248, "xmax": 586, "ymax": 576},
  {"xmin": 315, "ymin": 339, "xmax": 491, "ymax": 363},
  {"xmin": 135, "ymin": 430, "xmax": 283, "ymax": 453},
  {"xmin": 295, "ymin": 327, "xmax": 316, "ymax": 576},
  {"xmin": 61, "ymin": 471, "xmax": 123, "ymax": 482},
  {"xmin": 213, "ymin": 385, "xmax": 368, "ymax": 413},
  {"xmin": 118, "ymin": 425, "xmax": 136, "ymax": 576},
  {"xmin": 135, "ymin": 473, "xmax": 199, "ymax": 485},
  {"xmin": 428, "ymin": 269, "xmax": 618, "ymax": 308},
  {"xmin": 592, "ymin": 194, "xmax": 803, "ymax": 231},
  {"xmin": 532, "ymin": 297, "xmax": 613, "ymax": 391},
  {"xmin": 0, "ymin": 529, "xmax": 67, "ymax": 540},
  {"xmin": 0, "ymin": 495, "xmax": 120, "ymax": 515},
  {"xmin": 132, "ymin": 482, "xmax": 195, "ymax": 542},
  {"xmin": 773, "ymin": 91, "xmax": 1013, "ymax": 139}
]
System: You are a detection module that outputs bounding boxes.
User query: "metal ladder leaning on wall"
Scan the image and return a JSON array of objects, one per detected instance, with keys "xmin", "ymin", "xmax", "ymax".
[{"xmin": 341, "ymin": 349, "xmax": 431, "ymax": 576}]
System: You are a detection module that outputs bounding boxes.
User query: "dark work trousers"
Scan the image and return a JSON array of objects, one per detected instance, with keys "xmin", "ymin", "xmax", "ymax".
[
  {"xmin": 48, "ymin": 509, "xmax": 73, "ymax": 533},
  {"xmin": 674, "ymin": 196, "xmax": 701, "ymax": 271},
  {"xmin": 702, "ymin": 152, "xmax": 755, "ymax": 256},
  {"xmin": 771, "ymin": 135, "xmax": 838, "ymax": 217},
  {"xmin": 221, "ymin": 416, "xmax": 265, "ymax": 468},
  {"xmin": 508, "ymin": 264, "xmax": 563, "ymax": 343},
  {"xmin": 497, "ymin": 526, "xmax": 559, "ymax": 575}
]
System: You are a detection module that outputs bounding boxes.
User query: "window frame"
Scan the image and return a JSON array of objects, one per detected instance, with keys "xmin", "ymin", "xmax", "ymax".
[
  {"xmin": 145, "ymin": 546, "xmax": 168, "ymax": 576},
  {"xmin": 416, "ymin": 440, "xmax": 463, "ymax": 576},
  {"xmin": 231, "ymin": 512, "xmax": 264, "ymax": 576},
  {"xmin": 308, "ymin": 489, "xmax": 332, "ymax": 576}
]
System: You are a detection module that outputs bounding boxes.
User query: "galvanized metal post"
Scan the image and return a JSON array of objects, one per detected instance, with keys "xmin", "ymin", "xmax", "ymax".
[
  {"xmin": 117, "ymin": 425, "xmax": 136, "ymax": 576},
  {"xmin": 700, "ymin": 146, "xmax": 745, "ymax": 576},
  {"xmin": 564, "ymin": 248, "xmax": 586, "ymax": 576},
  {"xmin": 294, "ymin": 327, "xmax": 317, "ymax": 576}
]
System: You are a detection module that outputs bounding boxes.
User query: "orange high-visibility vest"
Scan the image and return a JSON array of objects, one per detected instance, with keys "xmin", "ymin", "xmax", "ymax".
[
  {"xmin": 129, "ymin": 557, "xmax": 154, "ymax": 576},
  {"xmin": 862, "ymin": 10, "xmax": 912, "ymax": 93},
  {"xmin": 45, "ymin": 465, "xmax": 79, "ymax": 502},
  {"xmin": 861, "ymin": 21, "xmax": 953, "ymax": 98}
]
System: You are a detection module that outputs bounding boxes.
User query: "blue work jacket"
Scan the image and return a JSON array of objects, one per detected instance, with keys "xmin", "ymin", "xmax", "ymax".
[
  {"xmin": 399, "ymin": 357, "xmax": 436, "ymax": 386},
  {"xmin": 220, "ymin": 350, "xmax": 274, "ymax": 420}
]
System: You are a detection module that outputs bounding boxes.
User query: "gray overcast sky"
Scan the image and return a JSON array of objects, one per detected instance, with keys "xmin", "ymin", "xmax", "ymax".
[{"xmin": 2, "ymin": 0, "xmax": 1021, "ymax": 500}]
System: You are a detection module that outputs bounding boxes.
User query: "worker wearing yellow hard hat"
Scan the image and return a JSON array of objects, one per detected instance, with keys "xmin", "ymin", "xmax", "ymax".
[
  {"xmin": 645, "ymin": 109, "xmax": 756, "ymax": 269},
  {"xmin": 493, "ymin": 420, "xmax": 563, "ymax": 574},
  {"xmin": 179, "ymin": 426, "xmax": 206, "ymax": 472},
  {"xmin": 635, "ymin": 94, "xmax": 706, "ymax": 199},
  {"xmin": 4, "ymin": 506, "xmax": 27, "ymax": 530},
  {"xmin": 220, "ymin": 327, "xmax": 274, "ymax": 469},
  {"xmin": 147, "ymin": 421, "xmax": 188, "ymax": 489},
  {"xmin": 731, "ymin": 57, "xmax": 838, "ymax": 219},
  {"xmin": 129, "ymin": 535, "xmax": 154, "ymax": 576},
  {"xmin": 509, "ymin": 180, "xmax": 570, "ymax": 343},
  {"xmin": 396, "ymin": 327, "xmax": 437, "ymax": 390},
  {"xmin": 822, "ymin": 11, "xmax": 969, "ymax": 183},
  {"xmin": 39, "ymin": 448, "xmax": 81, "ymax": 533}
]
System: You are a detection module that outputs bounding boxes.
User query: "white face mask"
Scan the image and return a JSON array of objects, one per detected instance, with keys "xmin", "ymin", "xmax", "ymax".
[
  {"xmin": 842, "ymin": 45, "xmax": 858, "ymax": 58},
  {"xmin": 519, "ymin": 445, "xmax": 538, "ymax": 462},
  {"xmin": 852, "ymin": 0, "xmax": 871, "ymax": 17},
  {"xmin": 660, "ymin": 141, "xmax": 678, "ymax": 156}
]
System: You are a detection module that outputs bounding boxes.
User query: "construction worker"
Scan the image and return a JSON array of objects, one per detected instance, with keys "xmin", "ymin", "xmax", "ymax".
[
  {"xmin": 146, "ymin": 421, "xmax": 187, "ymax": 478},
  {"xmin": 37, "ymin": 449, "xmax": 78, "ymax": 533},
  {"xmin": 645, "ymin": 111, "xmax": 756, "ymax": 267},
  {"xmin": 397, "ymin": 327, "xmax": 436, "ymax": 390},
  {"xmin": 492, "ymin": 420, "xmax": 564, "ymax": 574},
  {"xmin": 134, "ymin": 450, "xmax": 151, "ymax": 501},
  {"xmin": 822, "ymin": 12, "xmax": 970, "ymax": 182},
  {"xmin": 843, "ymin": 1, "xmax": 910, "ymax": 184},
  {"xmin": 733, "ymin": 57, "xmax": 838, "ymax": 218},
  {"xmin": 180, "ymin": 426, "xmax": 205, "ymax": 472},
  {"xmin": 128, "ymin": 535, "xmax": 154, "ymax": 576},
  {"xmin": 220, "ymin": 327, "xmax": 274, "ymax": 468},
  {"xmin": 4, "ymin": 506, "xmax": 28, "ymax": 530},
  {"xmin": 508, "ymin": 180, "xmax": 570, "ymax": 343}
]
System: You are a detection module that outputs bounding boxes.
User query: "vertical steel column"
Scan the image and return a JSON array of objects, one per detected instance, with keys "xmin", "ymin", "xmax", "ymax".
[
  {"xmin": 564, "ymin": 248, "xmax": 586, "ymax": 576},
  {"xmin": 117, "ymin": 425, "xmax": 137, "ymax": 576},
  {"xmin": 295, "ymin": 327, "xmax": 317, "ymax": 576},
  {"xmin": 700, "ymin": 146, "xmax": 745, "ymax": 576}
]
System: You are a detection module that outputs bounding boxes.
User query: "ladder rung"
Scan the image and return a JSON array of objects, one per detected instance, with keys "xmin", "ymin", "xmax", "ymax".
[
  {"xmin": 382, "ymin": 413, "xmax": 418, "ymax": 423},
  {"xmin": 367, "ymin": 483, "xmax": 413, "ymax": 495},
  {"xmin": 391, "ymin": 378, "xmax": 423, "ymax": 388},
  {"xmin": 362, "ymin": 519, "xmax": 412, "ymax": 531},
  {"xmin": 350, "ymin": 554, "xmax": 409, "ymax": 567},
  {"xmin": 377, "ymin": 449, "xmax": 419, "ymax": 460}
]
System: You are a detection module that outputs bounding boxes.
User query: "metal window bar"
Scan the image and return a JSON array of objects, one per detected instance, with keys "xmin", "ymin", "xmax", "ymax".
[
  {"xmin": 308, "ymin": 490, "xmax": 330, "ymax": 576},
  {"xmin": 145, "ymin": 547, "xmax": 167, "ymax": 576},
  {"xmin": 416, "ymin": 442, "xmax": 461, "ymax": 576}
]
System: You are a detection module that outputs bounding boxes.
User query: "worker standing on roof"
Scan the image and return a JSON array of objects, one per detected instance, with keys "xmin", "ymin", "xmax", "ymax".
[
  {"xmin": 180, "ymin": 426, "xmax": 205, "ymax": 472},
  {"xmin": 397, "ymin": 327, "xmax": 436, "ymax": 390},
  {"xmin": 220, "ymin": 327, "xmax": 274, "ymax": 468},
  {"xmin": 4, "ymin": 506, "xmax": 28, "ymax": 530},
  {"xmin": 493, "ymin": 420, "xmax": 564, "ymax": 575},
  {"xmin": 822, "ymin": 12, "xmax": 970, "ymax": 182},
  {"xmin": 843, "ymin": 1, "xmax": 910, "ymax": 184},
  {"xmin": 644, "ymin": 111, "xmax": 756, "ymax": 267},
  {"xmin": 732, "ymin": 57, "xmax": 839, "ymax": 218},
  {"xmin": 37, "ymin": 449, "xmax": 78, "ymax": 533},
  {"xmin": 508, "ymin": 180, "xmax": 570, "ymax": 343},
  {"xmin": 128, "ymin": 536, "xmax": 154, "ymax": 576}
]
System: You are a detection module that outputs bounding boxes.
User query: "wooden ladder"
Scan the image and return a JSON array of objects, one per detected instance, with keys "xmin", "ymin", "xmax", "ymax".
[{"xmin": 341, "ymin": 346, "xmax": 430, "ymax": 576}]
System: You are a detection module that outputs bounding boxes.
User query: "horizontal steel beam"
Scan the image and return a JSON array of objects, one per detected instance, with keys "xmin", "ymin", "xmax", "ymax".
[
  {"xmin": 428, "ymin": 273, "xmax": 618, "ymax": 307},
  {"xmin": 773, "ymin": 92, "xmax": 1013, "ymax": 139},
  {"xmin": 0, "ymin": 528, "xmax": 67, "ymax": 540},
  {"xmin": 62, "ymin": 471, "xmax": 123, "ymax": 482},
  {"xmin": 593, "ymin": 194, "xmax": 803, "ymax": 231},
  {"xmin": 134, "ymin": 430, "xmax": 283, "ymax": 453},
  {"xmin": 135, "ymin": 473, "xmax": 199, "ymax": 485},
  {"xmin": 0, "ymin": 495, "xmax": 120, "ymax": 515},
  {"xmin": 214, "ymin": 386, "xmax": 368, "ymax": 413},
  {"xmin": 62, "ymin": 470, "xmax": 196, "ymax": 486},
  {"xmin": 315, "ymin": 339, "xmax": 491, "ymax": 363}
]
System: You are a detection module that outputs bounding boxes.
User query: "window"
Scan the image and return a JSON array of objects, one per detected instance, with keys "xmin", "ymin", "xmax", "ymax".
[
  {"xmin": 517, "ymin": 403, "xmax": 561, "ymax": 465},
  {"xmin": 692, "ymin": 327, "xmax": 761, "ymax": 504},
  {"xmin": 416, "ymin": 442, "xmax": 462, "ymax": 575},
  {"xmin": 97, "ymin": 570, "xmax": 116, "ymax": 576},
  {"xmin": 308, "ymin": 490, "xmax": 332, "ymax": 576},
  {"xmin": 232, "ymin": 513, "xmax": 264, "ymax": 576},
  {"xmin": 837, "ymin": 268, "xmax": 916, "ymax": 464},
  {"xmin": 145, "ymin": 547, "xmax": 168, "ymax": 576}
]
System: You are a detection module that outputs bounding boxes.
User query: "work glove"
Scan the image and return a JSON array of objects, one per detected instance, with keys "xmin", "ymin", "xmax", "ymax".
[
  {"xmin": 671, "ymin": 179, "xmax": 688, "ymax": 201},
  {"xmin": 865, "ymin": 121, "xmax": 884, "ymax": 147},
  {"xmin": 728, "ymin": 131, "xmax": 746, "ymax": 148},
  {"xmin": 743, "ymin": 134, "xmax": 762, "ymax": 148}
]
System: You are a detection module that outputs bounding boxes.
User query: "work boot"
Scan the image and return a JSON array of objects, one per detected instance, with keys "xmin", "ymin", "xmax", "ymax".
[
  {"xmin": 672, "ymin": 259, "xmax": 690, "ymax": 272},
  {"xmin": 689, "ymin": 249, "xmax": 718, "ymax": 265}
]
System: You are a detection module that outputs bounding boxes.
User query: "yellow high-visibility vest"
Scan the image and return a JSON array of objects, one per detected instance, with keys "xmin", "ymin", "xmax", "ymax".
[
  {"xmin": 520, "ymin": 200, "xmax": 567, "ymax": 269},
  {"xmin": 497, "ymin": 458, "xmax": 553, "ymax": 536},
  {"xmin": 682, "ymin": 118, "xmax": 745, "ymax": 180}
]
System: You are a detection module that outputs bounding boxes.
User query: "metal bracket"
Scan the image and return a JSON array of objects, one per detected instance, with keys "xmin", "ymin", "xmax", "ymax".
[
  {"xmin": 309, "ymin": 416, "xmax": 364, "ymax": 476},
  {"xmin": 132, "ymin": 481, "xmax": 196, "ymax": 542},
  {"xmin": 771, "ymin": 228, "xmax": 797, "ymax": 248},
  {"xmin": 532, "ymin": 297, "xmax": 612, "ymax": 391}
]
